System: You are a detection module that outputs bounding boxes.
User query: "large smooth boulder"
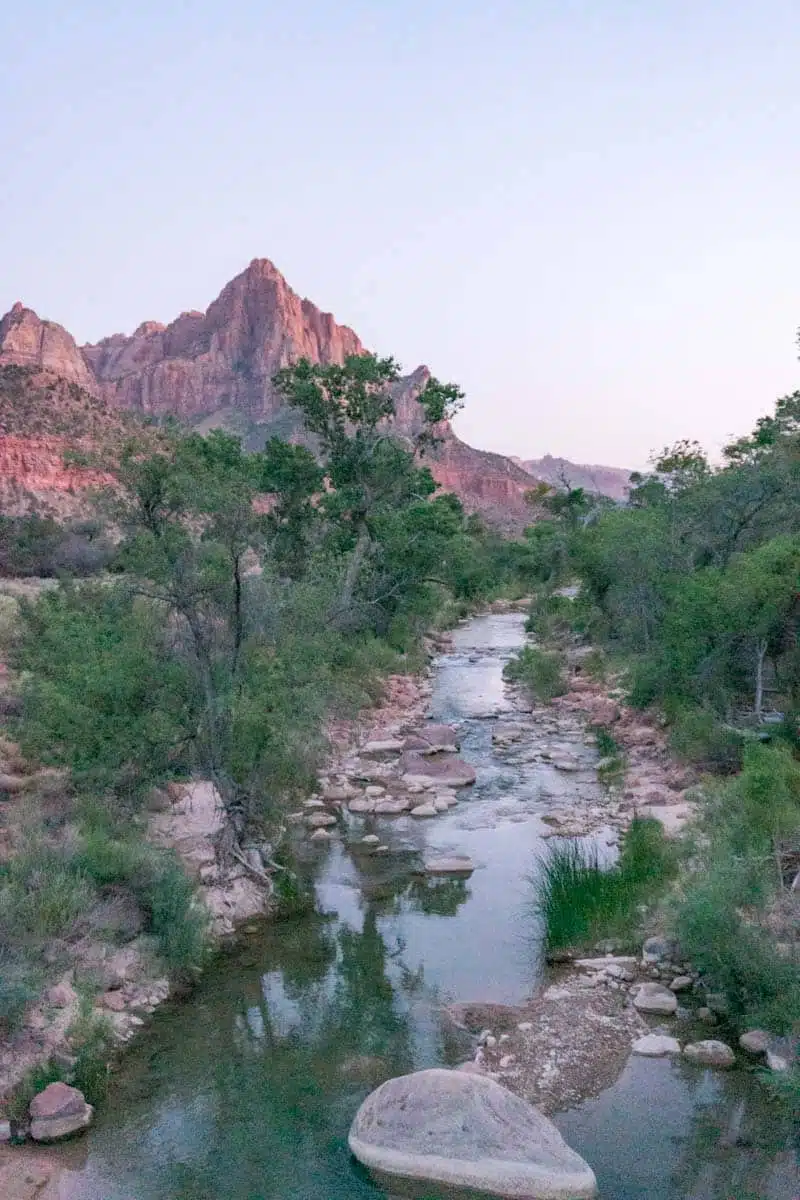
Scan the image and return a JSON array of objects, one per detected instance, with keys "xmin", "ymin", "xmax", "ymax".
[
  {"xmin": 29, "ymin": 1082, "xmax": 93, "ymax": 1142},
  {"xmin": 348, "ymin": 1068, "xmax": 597, "ymax": 1199}
]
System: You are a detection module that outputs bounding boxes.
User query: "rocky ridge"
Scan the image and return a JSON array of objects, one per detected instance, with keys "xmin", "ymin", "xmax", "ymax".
[{"xmin": 1, "ymin": 261, "xmax": 539, "ymax": 527}]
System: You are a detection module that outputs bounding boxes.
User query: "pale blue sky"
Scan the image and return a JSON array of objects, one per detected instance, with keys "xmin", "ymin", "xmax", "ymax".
[{"xmin": 2, "ymin": 1, "xmax": 798, "ymax": 466}]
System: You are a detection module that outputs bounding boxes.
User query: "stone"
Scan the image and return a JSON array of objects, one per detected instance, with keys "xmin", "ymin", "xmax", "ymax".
[
  {"xmin": 348, "ymin": 798, "xmax": 375, "ymax": 814},
  {"xmin": 697, "ymin": 1007, "xmax": 716, "ymax": 1023},
  {"xmin": 632, "ymin": 1034, "xmax": 681, "ymax": 1057},
  {"xmin": 101, "ymin": 990, "xmax": 127, "ymax": 1012},
  {"xmin": 361, "ymin": 739, "xmax": 405, "ymax": 757},
  {"xmin": 322, "ymin": 784, "xmax": 358, "ymax": 803},
  {"xmin": 302, "ymin": 798, "xmax": 326, "ymax": 810},
  {"xmin": 739, "ymin": 1029, "xmax": 770, "ymax": 1057},
  {"xmin": 632, "ymin": 983, "xmax": 678, "ymax": 1015},
  {"xmin": 642, "ymin": 935, "xmax": 676, "ymax": 964},
  {"xmin": 348, "ymin": 1068, "xmax": 597, "ymax": 1199},
  {"xmin": 766, "ymin": 1051, "xmax": 789, "ymax": 1072},
  {"xmin": 309, "ymin": 828, "xmax": 332, "ymax": 842},
  {"xmin": 669, "ymin": 975, "xmax": 693, "ymax": 993},
  {"xmin": 433, "ymin": 798, "xmax": 450, "ymax": 812},
  {"xmin": 365, "ymin": 785, "xmax": 386, "ymax": 797},
  {"xmin": 305, "ymin": 811, "xmax": 337, "ymax": 828},
  {"xmin": 574, "ymin": 956, "xmax": 637, "ymax": 972},
  {"xmin": 400, "ymin": 751, "xmax": 477, "ymax": 787},
  {"xmin": 705, "ymin": 991, "xmax": 729, "ymax": 1015},
  {"xmin": 360, "ymin": 834, "xmax": 381, "ymax": 846},
  {"xmin": 410, "ymin": 803, "xmax": 438, "ymax": 817},
  {"xmin": 422, "ymin": 856, "xmax": 475, "ymax": 877},
  {"xmin": 683, "ymin": 1040, "xmax": 735, "ymax": 1069},
  {"xmin": 373, "ymin": 797, "xmax": 410, "ymax": 815},
  {"xmin": 29, "ymin": 1082, "xmax": 93, "ymax": 1142}
]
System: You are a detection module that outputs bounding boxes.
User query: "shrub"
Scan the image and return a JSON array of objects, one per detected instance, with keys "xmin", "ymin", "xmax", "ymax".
[
  {"xmin": 0, "ymin": 949, "xmax": 41, "ymax": 1033},
  {"xmin": 669, "ymin": 707, "xmax": 744, "ymax": 774},
  {"xmin": 504, "ymin": 646, "xmax": 567, "ymax": 702},
  {"xmin": 0, "ymin": 847, "xmax": 96, "ymax": 940},
  {"xmin": 591, "ymin": 725, "xmax": 621, "ymax": 758},
  {"xmin": 535, "ymin": 817, "xmax": 676, "ymax": 952}
]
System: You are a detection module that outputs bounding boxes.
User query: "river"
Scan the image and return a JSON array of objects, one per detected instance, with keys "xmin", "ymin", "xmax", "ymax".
[{"xmin": 55, "ymin": 612, "xmax": 798, "ymax": 1198}]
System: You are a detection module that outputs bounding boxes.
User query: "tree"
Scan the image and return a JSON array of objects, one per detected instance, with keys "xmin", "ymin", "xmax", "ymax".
[{"xmin": 273, "ymin": 354, "xmax": 464, "ymax": 625}]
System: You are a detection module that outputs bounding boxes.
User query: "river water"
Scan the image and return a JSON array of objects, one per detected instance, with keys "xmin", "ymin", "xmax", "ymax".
[{"xmin": 57, "ymin": 613, "xmax": 798, "ymax": 1199}]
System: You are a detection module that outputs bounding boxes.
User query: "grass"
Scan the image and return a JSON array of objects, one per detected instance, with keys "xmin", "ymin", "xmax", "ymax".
[
  {"xmin": 535, "ymin": 817, "xmax": 677, "ymax": 952},
  {"xmin": 504, "ymin": 645, "xmax": 567, "ymax": 703}
]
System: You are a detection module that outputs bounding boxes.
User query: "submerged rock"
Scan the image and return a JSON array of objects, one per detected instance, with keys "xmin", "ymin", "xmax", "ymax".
[
  {"xmin": 29, "ymin": 1082, "xmax": 92, "ymax": 1142},
  {"xmin": 348, "ymin": 1068, "xmax": 597, "ymax": 1198},
  {"xmin": 422, "ymin": 856, "xmax": 475, "ymax": 876}
]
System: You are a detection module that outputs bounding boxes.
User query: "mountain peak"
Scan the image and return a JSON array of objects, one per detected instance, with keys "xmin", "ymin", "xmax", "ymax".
[{"xmin": 0, "ymin": 302, "xmax": 97, "ymax": 393}]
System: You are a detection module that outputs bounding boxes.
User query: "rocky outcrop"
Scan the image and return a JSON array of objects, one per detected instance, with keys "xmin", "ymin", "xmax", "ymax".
[
  {"xmin": 81, "ymin": 259, "xmax": 365, "ymax": 421},
  {"xmin": 1, "ymin": 259, "xmax": 546, "ymax": 526},
  {"xmin": 349, "ymin": 1068, "xmax": 598, "ymax": 1199},
  {"xmin": 517, "ymin": 454, "xmax": 633, "ymax": 501},
  {"xmin": 0, "ymin": 305, "xmax": 96, "ymax": 394}
]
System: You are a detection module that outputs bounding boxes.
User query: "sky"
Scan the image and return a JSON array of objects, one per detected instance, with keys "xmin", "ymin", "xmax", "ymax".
[{"xmin": 1, "ymin": 1, "xmax": 799, "ymax": 469}]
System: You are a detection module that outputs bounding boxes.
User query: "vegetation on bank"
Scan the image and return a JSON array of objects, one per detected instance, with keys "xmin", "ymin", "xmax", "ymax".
[{"xmin": 527, "ymin": 367, "xmax": 800, "ymax": 1063}]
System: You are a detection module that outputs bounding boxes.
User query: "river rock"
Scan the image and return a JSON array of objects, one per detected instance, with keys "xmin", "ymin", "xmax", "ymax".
[
  {"xmin": 669, "ymin": 975, "xmax": 693, "ymax": 993},
  {"xmin": 410, "ymin": 802, "xmax": 438, "ymax": 817},
  {"xmin": 29, "ymin": 1082, "xmax": 93, "ymax": 1142},
  {"xmin": 683, "ymin": 1040, "xmax": 736, "ymax": 1068},
  {"xmin": 401, "ymin": 751, "xmax": 476, "ymax": 787},
  {"xmin": 739, "ymin": 1029, "xmax": 770, "ymax": 1057},
  {"xmin": 766, "ymin": 1050, "xmax": 789, "ymax": 1072},
  {"xmin": 309, "ymin": 828, "xmax": 332, "ymax": 842},
  {"xmin": 642, "ymin": 935, "xmax": 677, "ymax": 964},
  {"xmin": 305, "ymin": 811, "xmax": 337, "ymax": 828},
  {"xmin": 348, "ymin": 798, "xmax": 375, "ymax": 814},
  {"xmin": 348, "ymin": 1068, "xmax": 597, "ymax": 1199},
  {"xmin": 632, "ymin": 1034, "xmax": 681, "ymax": 1057},
  {"xmin": 422, "ymin": 856, "xmax": 474, "ymax": 877},
  {"xmin": 322, "ymin": 784, "xmax": 359, "ymax": 803},
  {"xmin": 361, "ymin": 739, "xmax": 405, "ymax": 757},
  {"xmin": 404, "ymin": 724, "xmax": 458, "ymax": 753},
  {"xmin": 374, "ymin": 797, "xmax": 410, "ymax": 814},
  {"xmin": 632, "ymin": 983, "xmax": 678, "ymax": 1015}
]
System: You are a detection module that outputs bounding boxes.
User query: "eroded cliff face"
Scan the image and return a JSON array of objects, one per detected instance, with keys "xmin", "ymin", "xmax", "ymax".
[
  {"xmin": 81, "ymin": 259, "xmax": 366, "ymax": 420},
  {"xmin": 0, "ymin": 304, "xmax": 97, "ymax": 395},
  {"xmin": 0, "ymin": 259, "xmax": 540, "ymax": 527}
]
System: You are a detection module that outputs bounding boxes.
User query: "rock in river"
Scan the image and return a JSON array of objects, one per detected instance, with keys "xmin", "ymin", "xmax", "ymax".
[
  {"xmin": 400, "ymin": 751, "xmax": 476, "ymax": 787},
  {"xmin": 422, "ymin": 856, "xmax": 475, "ymax": 876},
  {"xmin": 348, "ymin": 1068, "xmax": 598, "ymax": 1199},
  {"xmin": 632, "ymin": 1034, "xmax": 681, "ymax": 1057},
  {"xmin": 683, "ymin": 1040, "xmax": 736, "ymax": 1069},
  {"xmin": 29, "ymin": 1082, "xmax": 93, "ymax": 1142},
  {"xmin": 632, "ymin": 983, "xmax": 678, "ymax": 1015}
]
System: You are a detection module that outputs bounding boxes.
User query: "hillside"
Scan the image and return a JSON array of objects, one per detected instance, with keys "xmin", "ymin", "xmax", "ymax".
[{"xmin": 518, "ymin": 454, "xmax": 633, "ymax": 501}]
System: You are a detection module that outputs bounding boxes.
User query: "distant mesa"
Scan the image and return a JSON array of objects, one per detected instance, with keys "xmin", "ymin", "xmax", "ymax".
[{"xmin": 517, "ymin": 454, "xmax": 633, "ymax": 501}]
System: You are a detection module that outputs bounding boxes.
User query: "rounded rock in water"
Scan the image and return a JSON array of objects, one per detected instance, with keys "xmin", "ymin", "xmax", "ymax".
[{"xmin": 348, "ymin": 1067, "xmax": 597, "ymax": 1198}]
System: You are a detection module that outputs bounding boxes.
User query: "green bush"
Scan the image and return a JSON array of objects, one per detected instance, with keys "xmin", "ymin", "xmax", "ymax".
[
  {"xmin": 504, "ymin": 645, "xmax": 567, "ymax": 702},
  {"xmin": 669, "ymin": 707, "xmax": 744, "ymax": 774},
  {"xmin": 536, "ymin": 817, "xmax": 676, "ymax": 952},
  {"xmin": 0, "ymin": 949, "xmax": 41, "ymax": 1032},
  {"xmin": 591, "ymin": 725, "xmax": 621, "ymax": 758}
]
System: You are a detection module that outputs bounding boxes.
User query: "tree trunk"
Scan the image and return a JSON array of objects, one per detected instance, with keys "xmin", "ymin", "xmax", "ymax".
[
  {"xmin": 337, "ymin": 522, "xmax": 371, "ymax": 619},
  {"xmin": 754, "ymin": 638, "xmax": 767, "ymax": 722},
  {"xmin": 231, "ymin": 550, "xmax": 243, "ymax": 677}
]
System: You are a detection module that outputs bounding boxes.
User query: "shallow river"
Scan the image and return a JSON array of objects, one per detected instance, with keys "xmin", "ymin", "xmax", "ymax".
[{"xmin": 58, "ymin": 614, "xmax": 798, "ymax": 1199}]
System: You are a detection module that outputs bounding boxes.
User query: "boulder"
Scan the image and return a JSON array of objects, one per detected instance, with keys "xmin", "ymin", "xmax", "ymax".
[
  {"xmin": 410, "ymin": 803, "xmax": 438, "ymax": 817},
  {"xmin": 404, "ymin": 724, "xmax": 459, "ymax": 753},
  {"xmin": 305, "ymin": 811, "xmax": 337, "ymax": 828},
  {"xmin": 374, "ymin": 797, "xmax": 410, "ymax": 815},
  {"xmin": 766, "ymin": 1050, "xmax": 789, "ymax": 1072},
  {"xmin": 683, "ymin": 1040, "xmax": 736, "ymax": 1069},
  {"xmin": 348, "ymin": 1068, "xmax": 597, "ymax": 1199},
  {"xmin": 738, "ymin": 1029, "xmax": 770, "ymax": 1057},
  {"xmin": 632, "ymin": 983, "xmax": 678, "ymax": 1015},
  {"xmin": 322, "ymin": 784, "xmax": 359, "ymax": 803},
  {"xmin": 422, "ymin": 856, "xmax": 475, "ymax": 877},
  {"xmin": 348, "ymin": 798, "xmax": 375, "ymax": 814},
  {"xmin": 29, "ymin": 1082, "xmax": 93, "ymax": 1142},
  {"xmin": 361, "ymin": 739, "xmax": 405, "ymax": 757},
  {"xmin": 309, "ymin": 828, "xmax": 332, "ymax": 842},
  {"xmin": 400, "ymin": 752, "xmax": 476, "ymax": 787},
  {"xmin": 632, "ymin": 1034, "xmax": 681, "ymax": 1057},
  {"xmin": 669, "ymin": 975, "xmax": 693, "ymax": 993}
]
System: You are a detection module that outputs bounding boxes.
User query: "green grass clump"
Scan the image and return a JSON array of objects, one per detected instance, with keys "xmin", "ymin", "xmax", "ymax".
[
  {"xmin": 536, "ymin": 817, "xmax": 677, "ymax": 952},
  {"xmin": 504, "ymin": 645, "xmax": 567, "ymax": 702},
  {"xmin": 668, "ymin": 706, "xmax": 744, "ymax": 775},
  {"xmin": 591, "ymin": 725, "xmax": 621, "ymax": 758}
]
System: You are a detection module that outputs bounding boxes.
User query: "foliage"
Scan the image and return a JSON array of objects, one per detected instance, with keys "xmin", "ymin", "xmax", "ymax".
[
  {"xmin": 536, "ymin": 817, "xmax": 676, "ymax": 951},
  {"xmin": 504, "ymin": 645, "xmax": 567, "ymax": 702}
]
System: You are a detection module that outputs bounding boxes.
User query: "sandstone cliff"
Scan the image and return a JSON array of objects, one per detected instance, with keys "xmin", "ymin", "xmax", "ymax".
[{"xmin": 1, "ymin": 259, "xmax": 539, "ymax": 527}]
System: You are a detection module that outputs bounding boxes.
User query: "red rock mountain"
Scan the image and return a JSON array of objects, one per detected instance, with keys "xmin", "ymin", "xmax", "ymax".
[
  {"xmin": 517, "ymin": 454, "xmax": 633, "ymax": 501},
  {"xmin": 0, "ymin": 259, "xmax": 538, "ymax": 526}
]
